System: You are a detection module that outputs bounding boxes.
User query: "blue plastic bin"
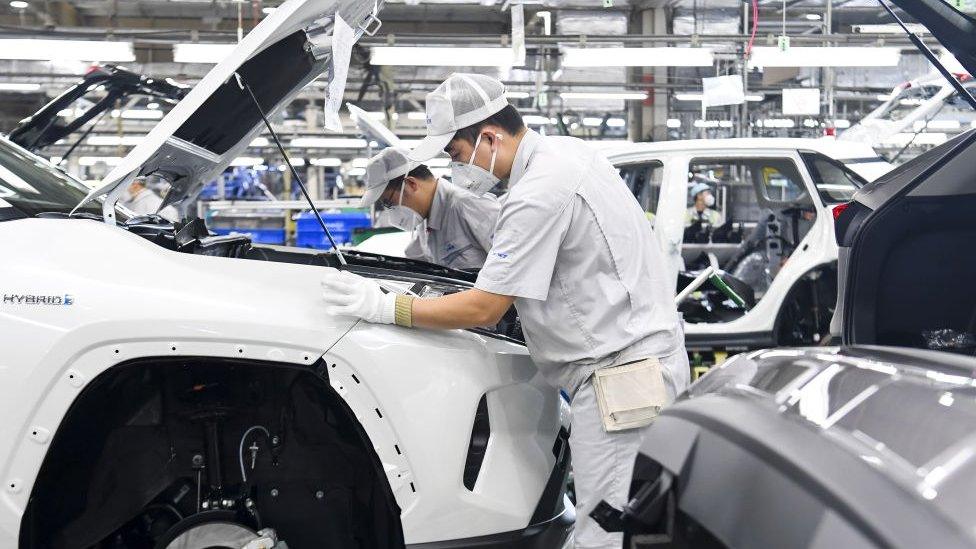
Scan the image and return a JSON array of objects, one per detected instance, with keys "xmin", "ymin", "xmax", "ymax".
[
  {"xmin": 296, "ymin": 211, "xmax": 371, "ymax": 249},
  {"xmin": 211, "ymin": 227, "xmax": 286, "ymax": 244}
]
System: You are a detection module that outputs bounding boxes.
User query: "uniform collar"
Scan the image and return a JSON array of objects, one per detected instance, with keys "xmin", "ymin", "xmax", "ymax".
[
  {"xmin": 507, "ymin": 128, "xmax": 541, "ymax": 188},
  {"xmin": 426, "ymin": 178, "xmax": 452, "ymax": 232}
]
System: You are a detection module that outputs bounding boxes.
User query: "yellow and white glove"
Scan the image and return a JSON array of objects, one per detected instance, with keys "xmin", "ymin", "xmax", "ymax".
[{"xmin": 321, "ymin": 268, "xmax": 397, "ymax": 324}]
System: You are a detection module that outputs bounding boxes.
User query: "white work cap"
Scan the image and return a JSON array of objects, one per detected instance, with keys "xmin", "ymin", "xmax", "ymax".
[
  {"xmin": 409, "ymin": 73, "xmax": 510, "ymax": 162},
  {"xmin": 361, "ymin": 147, "xmax": 414, "ymax": 208}
]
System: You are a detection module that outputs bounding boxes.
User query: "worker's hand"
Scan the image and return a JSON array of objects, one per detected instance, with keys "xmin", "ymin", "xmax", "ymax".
[{"xmin": 321, "ymin": 268, "xmax": 396, "ymax": 324}]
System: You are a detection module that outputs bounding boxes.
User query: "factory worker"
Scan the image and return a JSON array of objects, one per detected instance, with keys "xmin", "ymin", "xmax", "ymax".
[
  {"xmin": 322, "ymin": 73, "xmax": 688, "ymax": 549},
  {"xmin": 685, "ymin": 181, "xmax": 723, "ymax": 228},
  {"xmin": 120, "ymin": 178, "xmax": 178, "ymax": 222},
  {"xmin": 361, "ymin": 147, "xmax": 500, "ymax": 270}
]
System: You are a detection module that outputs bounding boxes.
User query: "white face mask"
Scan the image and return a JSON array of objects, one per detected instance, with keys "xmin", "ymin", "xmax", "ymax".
[
  {"xmin": 450, "ymin": 132, "xmax": 501, "ymax": 196},
  {"xmin": 703, "ymin": 193, "xmax": 716, "ymax": 207},
  {"xmin": 384, "ymin": 183, "xmax": 423, "ymax": 231}
]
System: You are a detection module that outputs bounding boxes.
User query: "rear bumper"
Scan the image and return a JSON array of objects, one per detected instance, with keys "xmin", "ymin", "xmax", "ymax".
[{"xmin": 405, "ymin": 496, "xmax": 575, "ymax": 549}]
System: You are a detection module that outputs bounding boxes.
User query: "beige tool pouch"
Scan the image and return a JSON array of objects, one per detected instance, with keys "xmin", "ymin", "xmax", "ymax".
[{"xmin": 592, "ymin": 358, "xmax": 668, "ymax": 432}]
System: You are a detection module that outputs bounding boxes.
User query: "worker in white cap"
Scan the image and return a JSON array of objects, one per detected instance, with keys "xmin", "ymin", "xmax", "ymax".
[
  {"xmin": 362, "ymin": 147, "xmax": 500, "ymax": 271},
  {"xmin": 685, "ymin": 181, "xmax": 722, "ymax": 228},
  {"xmin": 322, "ymin": 73, "xmax": 688, "ymax": 549}
]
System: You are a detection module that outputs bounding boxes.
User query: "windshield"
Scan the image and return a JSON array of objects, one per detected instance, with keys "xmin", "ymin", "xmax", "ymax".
[
  {"xmin": 801, "ymin": 151, "xmax": 865, "ymax": 204},
  {"xmin": 0, "ymin": 137, "xmax": 123, "ymax": 219}
]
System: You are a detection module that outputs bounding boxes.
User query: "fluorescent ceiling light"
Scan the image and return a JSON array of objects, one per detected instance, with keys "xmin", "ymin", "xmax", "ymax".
[
  {"xmin": 506, "ymin": 91, "xmax": 531, "ymax": 99},
  {"xmin": 607, "ymin": 118, "xmax": 626, "ymax": 128},
  {"xmin": 87, "ymin": 135, "xmax": 144, "ymax": 146},
  {"xmin": 262, "ymin": 6, "xmax": 275, "ymax": 14},
  {"xmin": 804, "ymin": 13, "xmax": 822, "ymax": 21},
  {"xmin": 675, "ymin": 93, "xmax": 702, "ymax": 101},
  {"xmin": 290, "ymin": 137, "xmax": 367, "ymax": 148},
  {"xmin": 370, "ymin": 46, "xmax": 518, "ymax": 67},
  {"xmin": 853, "ymin": 23, "xmax": 928, "ymax": 34},
  {"xmin": 9, "ymin": 1, "xmax": 28, "ymax": 8},
  {"xmin": 173, "ymin": 43, "xmax": 234, "ymax": 64},
  {"xmin": 833, "ymin": 119, "xmax": 851, "ymax": 129},
  {"xmin": 876, "ymin": 93, "xmax": 894, "ymax": 101},
  {"xmin": 78, "ymin": 156, "xmax": 123, "ymax": 166},
  {"xmin": 146, "ymin": 102, "xmax": 160, "ymax": 110},
  {"xmin": 802, "ymin": 118, "xmax": 820, "ymax": 128},
  {"xmin": 560, "ymin": 91, "xmax": 646, "ymax": 101},
  {"xmin": 666, "ymin": 118, "xmax": 681, "ymax": 128},
  {"xmin": 562, "ymin": 47, "xmax": 713, "ymax": 67},
  {"xmin": 250, "ymin": 137, "xmax": 270, "ymax": 147},
  {"xmin": 310, "ymin": 157, "xmax": 342, "ymax": 167},
  {"xmin": 523, "ymin": 115, "xmax": 551, "ymax": 125},
  {"xmin": 347, "ymin": 167, "xmax": 366, "ymax": 176},
  {"xmin": 914, "ymin": 119, "xmax": 961, "ymax": 131},
  {"xmin": 0, "ymin": 82, "xmax": 41, "ymax": 92},
  {"xmin": 120, "ymin": 109, "xmax": 163, "ymax": 120},
  {"xmin": 746, "ymin": 94, "xmax": 764, "ymax": 102},
  {"xmin": 281, "ymin": 157, "xmax": 305, "ymax": 167},
  {"xmin": 755, "ymin": 118, "xmax": 796, "ymax": 128},
  {"xmin": 351, "ymin": 158, "xmax": 369, "ymax": 168},
  {"xmin": 0, "ymin": 39, "xmax": 134, "ymax": 62},
  {"xmin": 582, "ymin": 117, "xmax": 604, "ymax": 127},
  {"xmin": 231, "ymin": 157, "xmax": 265, "ymax": 166},
  {"xmin": 749, "ymin": 47, "xmax": 900, "ymax": 68},
  {"xmin": 406, "ymin": 112, "xmax": 427, "ymax": 121}
]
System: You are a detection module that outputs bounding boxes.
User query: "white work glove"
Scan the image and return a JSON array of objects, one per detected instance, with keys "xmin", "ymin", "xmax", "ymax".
[{"xmin": 321, "ymin": 268, "xmax": 397, "ymax": 324}]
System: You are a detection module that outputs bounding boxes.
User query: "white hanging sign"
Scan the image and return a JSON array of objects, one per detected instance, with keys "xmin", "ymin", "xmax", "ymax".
[
  {"xmin": 782, "ymin": 88, "xmax": 821, "ymax": 115},
  {"xmin": 702, "ymin": 75, "xmax": 745, "ymax": 108},
  {"xmin": 324, "ymin": 13, "xmax": 355, "ymax": 132}
]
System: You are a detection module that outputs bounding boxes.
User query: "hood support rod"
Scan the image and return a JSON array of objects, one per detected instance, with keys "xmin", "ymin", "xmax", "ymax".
[
  {"xmin": 235, "ymin": 72, "xmax": 347, "ymax": 265},
  {"xmin": 879, "ymin": 0, "xmax": 976, "ymax": 110}
]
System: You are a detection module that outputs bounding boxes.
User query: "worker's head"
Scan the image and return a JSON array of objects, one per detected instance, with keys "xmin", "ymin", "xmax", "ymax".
[
  {"xmin": 408, "ymin": 73, "xmax": 526, "ymax": 195},
  {"xmin": 362, "ymin": 147, "xmax": 437, "ymax": 230},
  {"xmin": 126, "ymin": 178, "xmax": 148, "ymax": 200},
  {"xmin": 689, "ymin": 182, "xmax": 715, "ymax": 209}
]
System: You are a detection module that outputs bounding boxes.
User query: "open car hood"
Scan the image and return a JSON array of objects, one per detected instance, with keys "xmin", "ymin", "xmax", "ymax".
[
  {"xmin": 75, "ymin": 0, "xmax": 382, "ymax": 222},
  {"xmin": 890, "ymin": 0, "xmax": 976, "ymax": 77}
]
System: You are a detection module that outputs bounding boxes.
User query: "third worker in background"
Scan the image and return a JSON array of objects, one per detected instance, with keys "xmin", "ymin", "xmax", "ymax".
[{"xmin": 360, "ymin": 147, "xmax": 500, "ymax": 270}]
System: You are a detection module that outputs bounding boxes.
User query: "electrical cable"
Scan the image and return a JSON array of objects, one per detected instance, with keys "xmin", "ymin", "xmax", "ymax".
[
  {"xmin": 746, "ymin": 0, "xmax": 758, "ymax": 58},
  {"xmin": 238, "ymin": 425, "xmax": 270, "ymax": 484}
]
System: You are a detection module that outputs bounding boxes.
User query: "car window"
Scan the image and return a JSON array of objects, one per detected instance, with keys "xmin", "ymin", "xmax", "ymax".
[
  {"xmin": 687, "ymin": 157, "xmax": 806, "ymax": 230},
  {"xmin": 0, "ymin": 138, "xmax": 114, "ymax": 219},
  {"xmin": 800, "ymin": 151, "xmax": 865, "ymax": 204},
  {"xmin": 618, "ymin": 161, "xmax": 663, "ymax": 222}
]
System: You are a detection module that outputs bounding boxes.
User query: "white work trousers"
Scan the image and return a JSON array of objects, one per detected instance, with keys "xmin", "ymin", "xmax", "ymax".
[{"xmin": 571, "ymin": 350, "xmax": 691, "ymax": 549}]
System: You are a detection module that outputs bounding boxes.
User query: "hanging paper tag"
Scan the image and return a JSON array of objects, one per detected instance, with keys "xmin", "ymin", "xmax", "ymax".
[
  {"xmin": 511, "ymin": 4, "xmax": 526, "ymax": 66},
  {"xmin": 324, "ymin": 13, "xmax": 354, "ymax": 132},
  {"xmin": 702, "ymin": 74, "xmax": 745, "ymax": 108}
]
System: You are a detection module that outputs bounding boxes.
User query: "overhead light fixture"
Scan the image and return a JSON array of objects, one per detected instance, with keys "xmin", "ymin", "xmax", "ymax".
[
  {"xmin": 853, "ymin": 23, "xmax": 928, "ymax": 34},
  {"xmin": 310, "ymin": 157, "xmax": 342, "ymax": 167},
  {"xmin": 876, "ymin": 93, "xmax": 894, "ymax": 101},
  {"xmin": 120, "ymin": 109, "xmax": 163, "ymax": 120},
  {"xmin": 562, "ymin": 47, "xmax": 714, "ymax": 67},
  {"xmin": 9, "ymin": 1, "xmax": 28, "ymax": 8},
  {"xmin": 250, "ymin": 137, "xmax": 270, "ymax": 147},
  {"xmin": 833, "ymin": 119, "xmax": 851, "ymax": 129},
  {"xmin": 676, "ymin": 92, "xmax": 764, "ymax": 102},
  {"xmin": 231, "ymin": 157, "xmax": 265, "ymax": 167},
  {"xmin": 560, "ymin": 91, "xmax": 647, "ymax": 101},
  {"xmin": 262, "ymin": 6, "xmax": 275, "ymax": 14},
  {"xmin": 804, "ymin": 13, "xmax": 822, "ymax": 21},
  {"xmin": 607, "ymin": 118, "xmax": 626, "ymax": 128},
  {"xmin": 0, "ymin": 82, "xmax": 41, "ymax": 92},
  {"xmin": 0, "ymin": 39, "xmax": 134, "ymax": 62},
  {"xmin": 87, "ymin": 135, "xmax": 144, "ymax": 146},
  {"xmin": 351, "ymin": 158, "xmax": 369, "ymax": 168},
  {"xmin": 755, "ymin": 118, "xmax": 796, "ymax": 128},
  {"xmin": 78, "ymin": 156, "xmax": 123, "ymax": 166},
  {"xmin": 746, "ymin": 94, "xmax": 764, "ymax": 102},
  {"xmin": 406, "ymin": 112, "xmax": 427, "ymax": 121},
  {"xmin": 370, "ymin": 46, "xmax": 519, "ymax": 67},
  {"xmin": 523, "ymin": 115, "xmax": 552, "ymax": 125},
  {"xmin": 582, "ymin": 117, "xmax": 604, "ymax": 127},
  {"xmin": 666, "ymin": 118, "xmax": 681, "ymax": 128},
  {"xmin": 279, "ymin": 157, "xmax": 304, "ymax": 167},
  {"xmin": 347, "ymin": 167, "xmax": 366, "ymax": 177},
  {"xmin": 748, "ymin": 47, "xmax": 901, "ymax": 68},
  {"xmin": 506, "ymin": 91, "xmax": 531, "ymax": 99},
  {"xmin": 146, "ymin": 102, "xmax": 160, "ymax": 110},
  {"xmin": 173, "ymin": 43, "xmax": 234, "ymax": 64},
  {"xmin": 290, "ymin": 137, "xmax": 368, "ymax": 148}
]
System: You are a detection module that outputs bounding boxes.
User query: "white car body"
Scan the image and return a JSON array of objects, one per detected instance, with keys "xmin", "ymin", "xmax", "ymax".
[
  {"xmin": 606, "ymin": 138, "xmax": 891, "ymax": 352},
  {"xmin": 0, "ymin": 0, "xmax": 571, "ymax": 546}
]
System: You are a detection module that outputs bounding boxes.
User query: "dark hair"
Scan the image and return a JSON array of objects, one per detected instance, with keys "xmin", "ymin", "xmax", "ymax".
[
  {"xmin": 451, "ymin": 104, "xmax": 525, "ymax": 146},
  {"xmin": 387, "ymin": 164, "xmax": 434, "ymax": 189}
]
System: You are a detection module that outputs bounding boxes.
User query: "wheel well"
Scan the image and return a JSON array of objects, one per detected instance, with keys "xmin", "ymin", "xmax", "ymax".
[{"xmin": 20, "ymin": 357, "xmax": 403, "ymax": 549}]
